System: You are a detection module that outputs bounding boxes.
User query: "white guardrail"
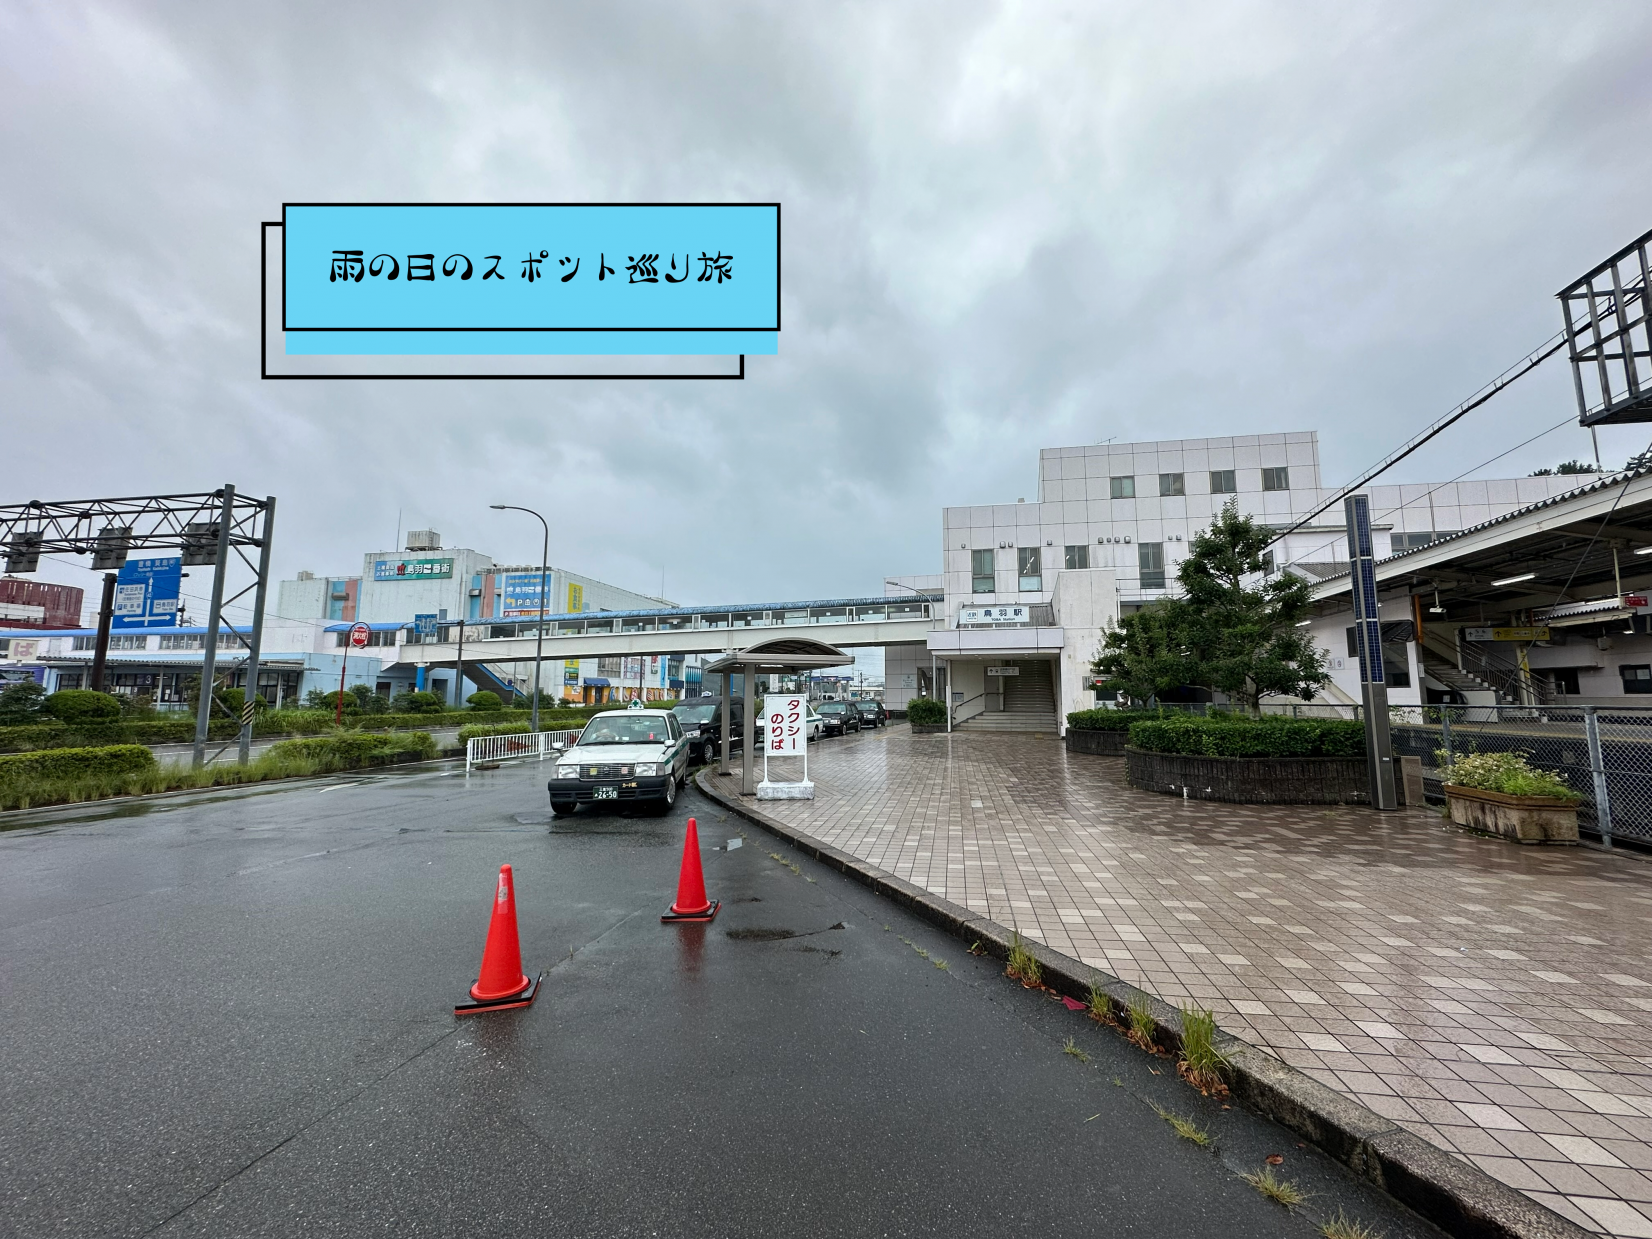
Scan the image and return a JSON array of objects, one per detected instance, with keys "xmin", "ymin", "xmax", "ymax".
[{"xmin": 465, "ymin": 729, "xmax": 582, "ymax": 774}]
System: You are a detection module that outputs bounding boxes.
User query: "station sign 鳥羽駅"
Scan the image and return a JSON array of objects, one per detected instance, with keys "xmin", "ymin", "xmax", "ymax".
[
  {"xmin": 280, "ymin": 204, "xmax": 779, "ymax": 358},
  {"xmin": 959, "ymin": 605, "xmax": 1029, "ymax": 626},
  {"xmin": 373, "ymin": 558, "xmax": 454, "ymax": 582},
  {"xmin": 110, "ymin": 557, "xmax": 182, "ymax": 630}
]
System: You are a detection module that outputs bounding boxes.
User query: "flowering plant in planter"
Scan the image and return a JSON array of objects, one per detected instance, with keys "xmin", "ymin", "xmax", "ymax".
[
  {"xmin": 1436, "ymin": 750, "xmax": 1580, "ymax": 844},
  {"xmin": 1436, "ymin": 751, "xmax": 1580, "ymax": 801}
]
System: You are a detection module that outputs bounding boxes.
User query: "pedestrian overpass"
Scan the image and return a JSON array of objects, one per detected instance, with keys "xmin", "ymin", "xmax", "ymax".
[{"xmin": 376, "ymin": 593, "xmax": 940, "ymax": 683}]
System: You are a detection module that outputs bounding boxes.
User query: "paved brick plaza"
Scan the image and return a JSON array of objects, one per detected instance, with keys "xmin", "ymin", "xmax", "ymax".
[{"xmin": 736, "ymin": 726, "xmax": 1652, "ymax": 1237}]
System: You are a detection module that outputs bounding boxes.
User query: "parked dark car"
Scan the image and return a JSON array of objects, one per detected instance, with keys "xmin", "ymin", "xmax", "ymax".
[
  {"xmin": 671, "ymin": 697, "xmax": 743, "ymax": 764},
  {"xmin": 855, "ymin": 700, "xmax": 887, "ymax": 728},
  {"xmin": 815, "ymin": 700, "xmax": 862, "ymax": 737}
]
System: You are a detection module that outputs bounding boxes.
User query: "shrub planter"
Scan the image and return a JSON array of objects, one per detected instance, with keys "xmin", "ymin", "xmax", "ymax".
[
  {"xmin": 909, "ymin": 724, "xmax": 948, "ymax": 735},
  {"xmin": 1066, "ymin": 729, "xmax": 1126, "ymax": 756},
  {"xmin": 1125, "ymin": 745, "xmax": 1369, "ymax": 805},
  {"xmin": 1443, "ymin": 784, "xmax": 1579, "ymax": 844}
]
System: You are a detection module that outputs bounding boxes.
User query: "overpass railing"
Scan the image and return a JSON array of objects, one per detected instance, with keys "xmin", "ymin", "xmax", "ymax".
[
  {"xmin": 465, "ymin": 729, "xmax": 581, "ymax": 774},
  {"xmin": 414, "ymin": 599, "xmax": 937, "ymax": 646}
]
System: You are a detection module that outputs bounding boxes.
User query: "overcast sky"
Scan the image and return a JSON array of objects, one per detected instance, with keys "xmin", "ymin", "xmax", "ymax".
[{"xmin": 4, "ymin": 1, "xmax": 1652, "ymax": 633}]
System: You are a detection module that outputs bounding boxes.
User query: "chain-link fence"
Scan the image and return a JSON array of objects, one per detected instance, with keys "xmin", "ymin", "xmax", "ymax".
[{"xmin": 1387, "ymin": 705, "xmax": 1652, "ymax": 845}]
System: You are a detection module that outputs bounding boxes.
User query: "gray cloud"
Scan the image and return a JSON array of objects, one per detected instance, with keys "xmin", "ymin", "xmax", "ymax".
[{"xmin": 3, "ymin": 0, "xmax": 1651, "ymax": 625}]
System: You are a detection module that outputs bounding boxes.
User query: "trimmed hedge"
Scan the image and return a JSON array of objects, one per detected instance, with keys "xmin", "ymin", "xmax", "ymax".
[
  {"xmin": 45, "ymin": 689, "xmax": 122, "ymax": 724},
  {"xmin": 1128, "ymin": 715, "xmax": 1364, "ymax": 759},
  {"xmin": 0, "ymin": 744, "xmax": 156, "ymax": 787},
  {"xmin": 906, "ymin": 697, "xmax": 946, "ymax": 726},
  {"xmin": 268, "ymin": 731, "xmax": 437, "ymax": 769},
  {"xmin": 1067, "ymin": 708, "xmax": 1181, "ymax": 732}
]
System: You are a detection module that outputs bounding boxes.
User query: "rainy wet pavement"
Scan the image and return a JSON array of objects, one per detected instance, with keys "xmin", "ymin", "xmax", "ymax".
[
  {"xmin": 0, "ymin": 758, "xmax": 1439, "ymax": 1238},
  {"xmin": 738, "ymin": 724, "xmax": 1652, "ymax": 1237}
]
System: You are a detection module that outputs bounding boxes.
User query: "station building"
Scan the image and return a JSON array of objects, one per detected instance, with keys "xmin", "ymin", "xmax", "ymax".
[{"xmin": 889, "ymin": 432, "xmax": 1587, "ymax": 729}]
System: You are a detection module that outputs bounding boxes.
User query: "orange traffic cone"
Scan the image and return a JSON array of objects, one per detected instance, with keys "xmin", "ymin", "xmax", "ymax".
[
  {"xmin": 455, "ymin": 864, "xmax": 542, "ymax": 1015},
  {"xmin": 661, "ymin": 817, "xmax": 720, "ymax": 923}
]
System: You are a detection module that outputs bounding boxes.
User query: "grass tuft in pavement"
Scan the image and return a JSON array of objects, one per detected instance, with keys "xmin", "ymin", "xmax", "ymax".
[
  {"xmin": 1006, "ymin": 932, "xmax": 1042, "ymax": 987},
  {"xmin": 1087, "ymin": 982, "xmax": 1115, "ymax": 1024},
  {"xmin": 1126, "ymin": 993, "xmax": 1157, "ymax": 1051},
  {"xmin": 1062, "ymin": 1036, "xmax": 1089, "ymax": 1063},
  {"xmin": 1176, "ymin": 1005, "xmax": 1230, "ymax": 1095},
  {"xmin": 1319, "ymin": 1210, "xmax": 1383, "ymax": 1239},
  {"xmin": 1151, "ymin": 1104, "xmax": 1210, "ymax": 1147},
  {"xmin": 1241, "ymin": 1165, "xmax": 1305, "ymax": 1207}
]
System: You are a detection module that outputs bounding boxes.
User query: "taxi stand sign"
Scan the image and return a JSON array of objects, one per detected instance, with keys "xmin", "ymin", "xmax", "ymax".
[{"xmin": 757, "ymin": 693, "xmax": 813, "ymax": 801}]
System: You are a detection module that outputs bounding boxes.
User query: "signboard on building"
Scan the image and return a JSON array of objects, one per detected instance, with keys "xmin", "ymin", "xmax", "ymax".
[
  {"xmin": 959, "ymin": 605, "xmax": 1029, "ymax": 626},
  {"xmin": 373, "ymin": 558, "xmax": 453, "ymax": 582},
  {"xmin": 110, "ymin": 557, "xmax": 182, "ymax": 630},
  {"xmin": 564, "ymin": 664, "xmax": 581, "ymax": 686},
  {"xmin": 8, "ymin": 639, "xmax": 40, "ymax": 663},
  {"xmin": 1464, "ymin": 627, "xmax": 1550, "ymax": 643},
  {"xmin": 499, "ymin": 572, "xmax": 549, "ymax": 618},
  {"xmin": 768, "ymin": 695, "xmax": 806, "ymax": 755},
  {"xmin": 986, "ymin": 666, "xmax": 1021, "ymax": 677},
  {"xmin": 567, "ymin": 582, "xmax": 583, "ymax": 613},
  {"xmin": 413, "ymin": 613, "xmax": 438, "ymax": 637}
]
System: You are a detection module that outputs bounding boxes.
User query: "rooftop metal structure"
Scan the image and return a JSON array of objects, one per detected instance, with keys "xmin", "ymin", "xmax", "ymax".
[{"xmin": 1560, "ymin": 226, "xmax": 1652, "ymax": 426}]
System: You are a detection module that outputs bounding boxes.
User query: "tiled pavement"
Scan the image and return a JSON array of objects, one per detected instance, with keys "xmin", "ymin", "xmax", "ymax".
[{"xmin": 737, "ymin": 726, "xmax": 1652, "ymax": 1238}]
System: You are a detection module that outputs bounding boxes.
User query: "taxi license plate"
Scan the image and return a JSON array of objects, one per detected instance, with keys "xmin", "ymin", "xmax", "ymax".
[{"xmin": 593, "ymin": 786, "xmax": 618, "ymax": 800}]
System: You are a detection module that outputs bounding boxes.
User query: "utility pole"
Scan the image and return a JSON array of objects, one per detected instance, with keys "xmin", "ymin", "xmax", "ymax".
[
  {"xmin": 1345, "ymin": 494, "xmax": 1397, "ymax": 810},
  {"xmin": 88, "ymin": 573, "xmax": 117, "ymax": 692},
  {"xmin": 191, "ymin": 486, "xmax": 235, "ymax": 770},
  {"xmin": 490, "ymin": 505, "xmax": 549, "ymax": 731}
]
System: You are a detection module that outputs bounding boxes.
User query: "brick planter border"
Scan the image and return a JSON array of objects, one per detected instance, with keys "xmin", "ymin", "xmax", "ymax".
[
  {"xmin": 1125, "ymin": 745, "xmax": 1369, "ymax": 804},
  {"xmin": 1065, "ymin": 728, "xmax": 1127, "ymax": 756}
]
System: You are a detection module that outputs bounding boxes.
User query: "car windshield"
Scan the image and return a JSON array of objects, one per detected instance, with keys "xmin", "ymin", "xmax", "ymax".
[
  {"xmin": 818, "ymin": 703, "xmax": 848, "ymax": 714},
  {"xmin": 672, "ymin": 702, "xmax": 719, "ymax": 725},
  {"xmin": 578, "ymin": 715, "xmax": 671, "ymax": 745}
]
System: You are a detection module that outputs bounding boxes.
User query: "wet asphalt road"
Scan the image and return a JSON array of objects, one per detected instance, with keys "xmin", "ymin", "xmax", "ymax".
[{"xmin": 0, "ymin": 760, "xmax": 1444, "ymax": 1238}]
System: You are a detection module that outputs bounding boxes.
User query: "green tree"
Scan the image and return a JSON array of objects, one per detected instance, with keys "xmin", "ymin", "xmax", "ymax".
[
  {"xmin": 0, "ymin": 681, "xmax": 47, "ymax": 725},
  {"xmin": 1089, "ymin": 599, "xmax": 1201, "ymax": 705},
  {"xmin": 347, "ymin": 683, "xmax": 389, "ymax": 714},
  {"xmin": 391, "ymin": 689, "xmax": 446, "ymax": 715},
  {"xmin": 466, "ymin": 690, "xmax": 503, "ymax": 711},
  {"xmin": 1091, "ymin": 499, "xmax": 1328, "ymax": 714}
]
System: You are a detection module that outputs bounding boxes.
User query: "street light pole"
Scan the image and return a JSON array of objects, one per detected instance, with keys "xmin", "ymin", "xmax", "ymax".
[{"xmin": 490, "ymin": 504, "xmax": 549, "ymax": 732}]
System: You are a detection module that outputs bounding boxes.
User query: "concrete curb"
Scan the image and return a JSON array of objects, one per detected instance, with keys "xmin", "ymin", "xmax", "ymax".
[{"xmin": 695, "ymin": 769, "xmax": 1591, "ymax": 1239}]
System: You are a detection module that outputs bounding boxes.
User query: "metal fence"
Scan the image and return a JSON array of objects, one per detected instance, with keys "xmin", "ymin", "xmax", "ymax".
[
  {"xmin": 464, "ymin": 729, "xmax": 581, "ymax": 774},
  {"xmin": 1389, "ymin": 705, "xmax": 1652, "ymax": 846}
]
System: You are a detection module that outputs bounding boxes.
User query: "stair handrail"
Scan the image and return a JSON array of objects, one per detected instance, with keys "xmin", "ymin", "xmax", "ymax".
[
  {"xmin": 1417, "ymin": 626, "xmax": 1551, "ymax": 705},
  {"xmin": 949, "ymin": 691, "xmax": 989, "ymax": 729}
]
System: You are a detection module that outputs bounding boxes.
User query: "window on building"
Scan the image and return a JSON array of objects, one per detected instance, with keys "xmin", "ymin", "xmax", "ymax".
[
  {"xmin": 161, "ymin": 634, "xmax": 206, "ymax": 651},
  {"xmin": 1159, "ymin": 473, "xmax": 1184, "ymax": 497},
  {"xmin": 72, "ymin": 636, "xmax": 97, "ymax": 651},
  {"xmin": 1622, "ymin": 665, "xmax": 1652, "ymax": 694},
  {"xmin": 1210, "ymin": 469, "xmax": 1237, "ymax": 494},
  {"xmin": 1391, "ymin": 531, "xmax": 1458, "ymax": 552},
  {"xmin": 1262, "ymin": 466, "xmax": 1290, "ymax": 491},
  {"xmin": 597, "ymin": 656, "xmax": 622, "ymax": 676},
  {"xmin": 971, "ymin": 548, "xmax": 995, "ymax": 594},
  {"xmin": 1017, "ymin": 547, "xmax": 1042, "ymax": 591},
  {"xmin": 1138, "ymin": 542, "xmax": 1165, "ymax": 589},
  {"xmin": 1109, "ymin": 475, "xmax": 1135, "ymax": 499},
  {"xmin": 1064, "ymin": 544, "xmax": 1089, "ymax": 570},
  {"xmin": 1261, "ymin": 550, "xmax": 1275, "ymax": 574}
]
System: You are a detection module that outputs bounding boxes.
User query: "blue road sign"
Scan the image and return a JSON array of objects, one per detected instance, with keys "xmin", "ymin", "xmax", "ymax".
[
  {"xmin": 111, "ymin": 557, "xmax": 183, "ymax": 630},
  {"xmin": 413, "ymin": 613, "xmax": 439, "ymax": 638}
]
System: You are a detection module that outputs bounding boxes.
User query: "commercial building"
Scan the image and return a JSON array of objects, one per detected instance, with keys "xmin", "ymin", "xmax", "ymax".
[
  {"xmin": 276, "ymin": 531, "xmax": 699, "ymax": 706},
  {"xmin": 0, "ymin": 577, "xmax": 84, "ymax": 629},
  {"xmin": 891, "ymin": 432, "xmax": 1586, "ymax": 728}
]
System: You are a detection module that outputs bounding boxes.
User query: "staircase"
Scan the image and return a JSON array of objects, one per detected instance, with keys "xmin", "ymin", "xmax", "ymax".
[
  {"xmin": 956, "ymin": 660, "xmax": 1059, "ymax": 732},
  {"xmin": 1416, "ymin": 631, "xmax": 1523, "ymax": 704}
]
